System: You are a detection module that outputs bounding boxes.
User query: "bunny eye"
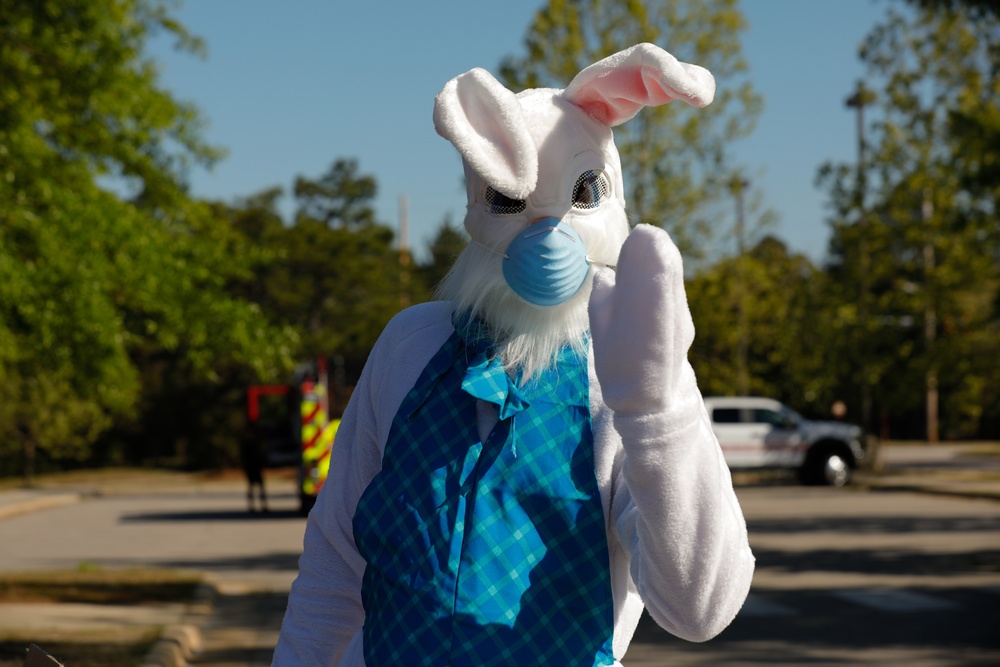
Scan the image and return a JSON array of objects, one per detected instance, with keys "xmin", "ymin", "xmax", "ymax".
[
  {"xmin": 572, "ymin": 170, "xmax": 611, "ymax": 210},
  {"xmin": 484, "ymin": 186, "xmax": 527, "ymax": 215}
]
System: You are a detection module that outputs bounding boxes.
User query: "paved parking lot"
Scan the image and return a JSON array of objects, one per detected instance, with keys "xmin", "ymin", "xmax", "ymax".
[{"xmin": 1, "ymin": 443, "xmax": 998, "ymax": 666}]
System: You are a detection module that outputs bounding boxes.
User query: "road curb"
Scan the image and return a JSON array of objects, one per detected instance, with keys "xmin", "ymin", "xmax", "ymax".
[
  {"xmin": 0, "ymin": 493, "xmax": 82, "ymax": 521},
  {"xmin": 140, "ymin": 578, "xmax": 218, "ymax": 667}
]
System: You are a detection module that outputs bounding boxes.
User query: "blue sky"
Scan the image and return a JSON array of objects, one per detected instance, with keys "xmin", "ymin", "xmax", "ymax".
[{"xmin": 148, "ymin": 0, "xmax": 892, "ymax": 264}]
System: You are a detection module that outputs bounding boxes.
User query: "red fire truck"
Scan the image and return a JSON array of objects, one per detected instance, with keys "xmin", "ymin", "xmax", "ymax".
[{"xmin": 247, "ymin": 360, "xmax": 341, "ymax": 515}]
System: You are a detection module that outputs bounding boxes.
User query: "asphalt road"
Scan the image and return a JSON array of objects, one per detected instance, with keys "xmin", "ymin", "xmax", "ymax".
[
  {"xmin": 624, "ymin": 484, "xmax": 1000, "ymax": 666},
  {"xmin": 0, "ymin": 478, "xmax": 308, "ymax": 592},
  {"xmin": 1, "ymin": 465, "xmax": 999, "ymax": 666}
]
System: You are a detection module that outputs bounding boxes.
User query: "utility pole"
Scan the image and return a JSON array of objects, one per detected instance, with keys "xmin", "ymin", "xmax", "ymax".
[
  {"xmin": 846, "ymin": 81, "xmax": 876, "ymax": 431},
  {"xmin": 730, "ymin": 175, "xmax": 749, "ymax": 396}
]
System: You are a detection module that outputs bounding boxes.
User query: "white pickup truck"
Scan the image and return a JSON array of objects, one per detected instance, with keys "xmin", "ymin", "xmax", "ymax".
[{"xmin": 703, "ymin": 396, "xmax": 869, "ymax": 486}]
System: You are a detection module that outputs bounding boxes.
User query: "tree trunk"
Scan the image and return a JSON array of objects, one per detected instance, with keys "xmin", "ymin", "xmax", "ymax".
[{"xmin": 23, "ymin": 439, "xmax": 36, "ymax": 488}]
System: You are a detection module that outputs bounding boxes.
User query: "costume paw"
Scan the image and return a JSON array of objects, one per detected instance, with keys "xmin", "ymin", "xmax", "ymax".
[{"xmin": 590, "ymin": 224, "xmax": 695, "ymax": 414}]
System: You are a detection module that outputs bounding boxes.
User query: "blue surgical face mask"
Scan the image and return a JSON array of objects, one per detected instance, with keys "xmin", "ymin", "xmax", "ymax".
[{"xmin": 474, "ymin": 217, "xmax": 612, "ymax": 307}]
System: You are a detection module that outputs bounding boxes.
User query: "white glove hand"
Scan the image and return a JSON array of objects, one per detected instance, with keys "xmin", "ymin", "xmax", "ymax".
[{"xmin": 589, "ymin": 224, "xmax": 699, "ymax": 416}]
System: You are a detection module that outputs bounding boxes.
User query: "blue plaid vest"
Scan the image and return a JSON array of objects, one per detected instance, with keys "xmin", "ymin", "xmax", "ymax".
[{"xmin": 352, "ymin": 315, "xmax": 615, "ymax": 666}]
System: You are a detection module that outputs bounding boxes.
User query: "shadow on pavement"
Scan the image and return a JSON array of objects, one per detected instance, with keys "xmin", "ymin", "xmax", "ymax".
[
  {"xmin": 101, "ymin": 552, "xmax": 304, "ymax": 574},
  {"xmin": 744, "ymin": 512, "xmax": 1000, "ymax": 576},
  {"xmin": 627, "ymin": 585, "xmax": 1000, "ymax": 665},
  {"xmin": 748, "ymin": 545, "xmax": 1000, "ymax": 576},
  {"xmin": 120, "ymin": 508, "xmax": 304, "ymax": 522},
  {"xmin": 749, "ymin": 514, "xmax": 1000, "ymax": 535},
  {"xmin": 620, "ymin": 490, "xmax": 1000, "ymax": 665}
]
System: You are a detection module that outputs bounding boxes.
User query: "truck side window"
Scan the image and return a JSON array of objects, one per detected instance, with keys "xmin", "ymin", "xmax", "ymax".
[
  {"xmin": 752, "ymin": 409, "xmax": 783, "ymax": 426},
  {"xmin": 713, "ymin": 408, "xmax": 741, "ymax": 424}
]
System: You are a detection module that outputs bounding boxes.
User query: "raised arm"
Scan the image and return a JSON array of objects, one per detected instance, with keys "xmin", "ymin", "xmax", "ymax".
[{"xmin": 590, "ymin": 224, "xmax": 754, "ymax": 641}]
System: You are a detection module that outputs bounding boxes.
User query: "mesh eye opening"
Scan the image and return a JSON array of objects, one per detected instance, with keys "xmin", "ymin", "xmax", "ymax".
[
  {"xmin": 572, "ymin": 170, "xmax": 611, "ymax": 210},
  {"xmin": 484, "ymin": 186, "xmax": 527, "ymax": 215}
]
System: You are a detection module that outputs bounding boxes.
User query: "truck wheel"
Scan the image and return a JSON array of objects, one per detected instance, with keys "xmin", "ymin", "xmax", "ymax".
[
  {"xmin": 820, "ymin": 452, "xmax": 851, "ymax": 487},
  {"xmin": 800, "ymin": 448, "xmax": 852, "ymax": 487}
]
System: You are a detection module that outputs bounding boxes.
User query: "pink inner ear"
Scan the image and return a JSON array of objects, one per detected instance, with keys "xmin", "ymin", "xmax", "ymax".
[{"xmin": 571, "ymin": 66, "xmax": 701, "ymax": 126}]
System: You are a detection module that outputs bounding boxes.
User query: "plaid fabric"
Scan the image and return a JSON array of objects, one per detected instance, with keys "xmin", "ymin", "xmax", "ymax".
[{"xmin": 353, "ymin": 314, "xmax": 615, "ymax": 666}]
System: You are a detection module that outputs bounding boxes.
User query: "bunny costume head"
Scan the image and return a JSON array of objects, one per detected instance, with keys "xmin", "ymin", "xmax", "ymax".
[{"xmin": 434, "ymin": 43, "xmax": 715, "ymax": 378}]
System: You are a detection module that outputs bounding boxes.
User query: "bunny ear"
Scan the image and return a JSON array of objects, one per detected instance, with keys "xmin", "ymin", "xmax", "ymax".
[
  {"xmin": 563, "ymin": 43, "xmax": 716, "ymax": 127},
  {"xmin": 433, "ymin": 68, "xmax": 538, "ymax": 199}
]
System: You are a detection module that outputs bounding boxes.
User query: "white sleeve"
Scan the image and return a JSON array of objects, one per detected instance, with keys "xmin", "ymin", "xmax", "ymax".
[
  {"xmin": 271, "ymin": 302, "xmax": 455, "ymax": 666},
  {"xmin": 611, "ymin": 362, "xmax": 755, "ymax": 643},
  {"xmin": 270, "ymin": 343, "xmax": 385, "ymax": 666}
]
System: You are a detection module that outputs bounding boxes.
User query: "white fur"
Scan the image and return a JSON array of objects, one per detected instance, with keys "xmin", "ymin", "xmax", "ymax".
[
  {"xmin": 433, "ymin": 43, "xmax": 716, "ymax": 380},
  {"xmin": 433, "ymin": 68, "xmax": 538, "ymax": 199},
  {"xmin": 437, "ymin": 209, "xmax": 628, "ymax": 382},
  {"xmin": 436, "ymin": 85, "xmax": 632, "ymax": 381}
]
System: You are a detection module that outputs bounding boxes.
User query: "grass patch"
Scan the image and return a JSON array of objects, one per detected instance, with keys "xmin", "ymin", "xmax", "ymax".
[
  {"xmin": 957, "ymin": 442, "xmax": 1000, "ymax": 458},
  {"xmin": 0, "ymin": 567, "xmax": 202, "ymax": 605},
  {"xmin": 0, "ymin": 632, "xmax": 159, "ymax": 667}
]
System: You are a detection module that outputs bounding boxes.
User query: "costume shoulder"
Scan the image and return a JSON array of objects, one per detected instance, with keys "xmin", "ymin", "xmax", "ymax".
[
  {"xmin": 362, "ymin": 301, "xmax": 456, "ymax": 420},
  {"xmin": 380, "ymin": 300, "xmax": 455, "ymax": 339},
  {"xmin": 349, "ymin": 301, "xmax": 456, "ymax": 462},
  {"xmin": 373, "ymin": 301, "xmax": 455, "ymax": 363}
]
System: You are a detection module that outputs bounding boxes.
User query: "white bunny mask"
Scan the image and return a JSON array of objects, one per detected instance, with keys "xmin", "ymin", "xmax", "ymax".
[{"xmin": 433, "ymin": 43, "xmax": 715, "ymax": 377}]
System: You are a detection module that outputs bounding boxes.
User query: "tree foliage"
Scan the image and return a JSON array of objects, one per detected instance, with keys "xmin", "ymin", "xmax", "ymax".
[
  {"xmin": 225, "ymin": 161, "xmax": 410, "ymax": 364},
  {"xmin": 418, "ymin": 217, "xmax": 469, "ymax": 296},
  {"xmin": 818, "ymin": 0, "xmax": 1000, "ymax": 437},
  {"xmin": 499, "ymin": 0, "xmax": 764, "ymax": 257},
  {"xmin": 7, "ymin": 0, "xmax": 1000, "ymax": 483},
  {"xmin": 293, "ymin": 158, "xmax": 379, "ymax": 229},
  {"xmin": 688, "ymin": 237, "xmax": 839, "ymax": 416},
  {"xmin": 0, "ymin": 0, "xmax": 295, "ymax": 478},
  {"xmin": 109, "ymin": 155, "xmax": 426, "ymax": 468}
]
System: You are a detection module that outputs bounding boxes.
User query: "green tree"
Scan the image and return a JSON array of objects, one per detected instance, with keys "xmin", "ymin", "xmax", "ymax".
[
  {"xmin": 499, "ymin": 0, "xmax": 764, "ymax": 257},
  {"xmin": 221, "ymin": 161, "xmax": 411, "ymax": 377},
  {"xmin": 0, "ymin": 0, "xmax": 294, "ymax": 479},
  {"xmin": 419, "ymin": 216, "xmax": 469, "ymax": 295},
  {"xmin": 293, "ymin": 158, "xmax": 379, "ymax": 229},
  {"xmin": 290, "ymin": 161, "xmax": 403, "ymax": 360},
  {"xmin": 818, "ymin": 0, "xmax": 1000, "ymax": 438},
  {"xmin": 688, "ymin": 237, "xmax": 837, "ymax": 416},
  {"xmin": 909, "ymin": 0, "xmax": 1000, "ymax": 19}
]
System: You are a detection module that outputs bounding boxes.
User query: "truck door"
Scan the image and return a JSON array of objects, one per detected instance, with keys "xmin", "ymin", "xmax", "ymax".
[
  {"xmin": 757, "ymin": 407, "xmax": 804, "ymax": 467},
  {"xmin": 712, "ymin": 407, "xmax": 770, "ymax": 468}
]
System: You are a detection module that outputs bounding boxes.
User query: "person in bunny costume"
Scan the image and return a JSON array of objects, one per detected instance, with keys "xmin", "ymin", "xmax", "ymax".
[{"xmin": 272, "ymin": 43, "xmax": 754, "ymax": 667}]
